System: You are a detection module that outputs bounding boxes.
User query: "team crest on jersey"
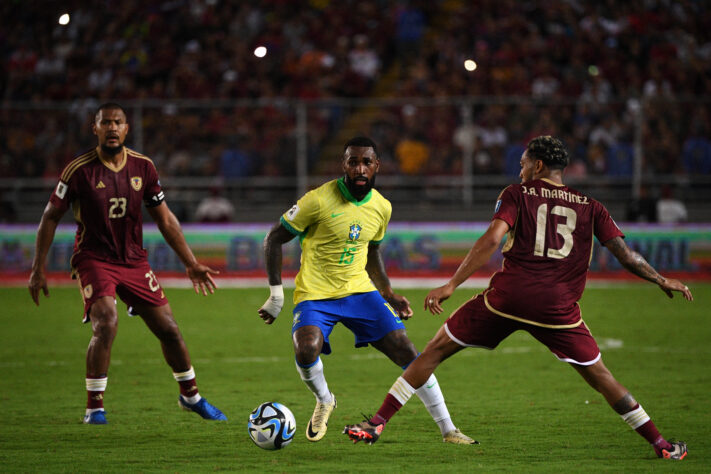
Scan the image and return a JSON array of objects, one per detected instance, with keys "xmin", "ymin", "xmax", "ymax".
[
  {"xmin": 130, "ymin": 176, "xmax": 143, "ymax": 191},
  {"xmin": 292, "ymin": 311, "xmax": 302, "ymax": 327},
  {"xmin": 83, "ymin": 284, "xmax": 93, "ymax": 299},
  {"xmin": 347, "ymin": 222, "xmax": 363, "ymax": 242}
]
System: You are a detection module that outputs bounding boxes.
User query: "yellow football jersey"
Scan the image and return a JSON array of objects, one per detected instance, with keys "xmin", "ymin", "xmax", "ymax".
[{"xmin": 281, "ymin": 178, "xmax": 392, "ymax": 304}]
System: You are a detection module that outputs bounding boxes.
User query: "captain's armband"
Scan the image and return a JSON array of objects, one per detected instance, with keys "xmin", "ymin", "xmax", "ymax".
[{"xmin": 145, "ymin": 190, "xmax": 165, "ymax": 208}]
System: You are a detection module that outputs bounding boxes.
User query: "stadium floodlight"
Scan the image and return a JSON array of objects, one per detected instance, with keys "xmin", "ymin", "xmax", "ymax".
[
  {"xmin": 254, "ymin": 46, "xmax": 267, "ymax": 58},
  {"xmin": 58, "ymin": 13, "xmax": 70, "ymax": 25},
  {"xmin": 464, "ymin": 59, "xmax": 477, "ymax": 72}
]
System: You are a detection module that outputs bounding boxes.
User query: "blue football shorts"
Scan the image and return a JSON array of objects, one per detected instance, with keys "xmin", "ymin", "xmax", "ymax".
[{"xmin": 291, "ymin": 290, "xmax": 406, "ymax": 355}]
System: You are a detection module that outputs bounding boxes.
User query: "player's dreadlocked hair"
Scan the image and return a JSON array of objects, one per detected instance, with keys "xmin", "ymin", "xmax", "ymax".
[
  {"xmin": 526, "ymin": 136, "xmax": 569, "ymax": 170},
  {"xmin": 344, "ymin": 136, "xmax": 378, "ymax": 155}
]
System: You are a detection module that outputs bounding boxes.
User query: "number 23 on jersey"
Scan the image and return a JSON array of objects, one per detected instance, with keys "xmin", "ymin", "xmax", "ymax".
[{"xmin": 108, "ymin": 197, "xmax": 127, "ymax": 219}]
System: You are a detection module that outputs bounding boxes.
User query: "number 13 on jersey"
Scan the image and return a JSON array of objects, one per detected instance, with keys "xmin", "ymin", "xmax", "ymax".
[{"xmin": 534, "ymin": 204, "xmax": 577, "ymax": 259}]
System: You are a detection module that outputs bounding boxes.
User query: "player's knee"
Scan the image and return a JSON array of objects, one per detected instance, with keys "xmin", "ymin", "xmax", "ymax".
[
  {"xmin": 294, "ymin": 342, "xmax": 320, "ymax": 364},
  {"xmin": 90, "ymin": 305, "xmax": 118, "ymax": 339},
  {"xmin": 390, "ymin": 341, "xmax": 419, "ymax": 366},
  {"xmin": 154, "ymin": 321, "xmax": 183, "ymax": 344},
  {"xmin": 292, "ymin": 328, "xmax": 323, "ymax": 362}
]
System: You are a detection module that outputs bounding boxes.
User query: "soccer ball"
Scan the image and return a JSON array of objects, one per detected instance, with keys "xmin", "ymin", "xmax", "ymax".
[{"xmin": 247, "ymin": 402, "xmax": 296, "ymax": 450}]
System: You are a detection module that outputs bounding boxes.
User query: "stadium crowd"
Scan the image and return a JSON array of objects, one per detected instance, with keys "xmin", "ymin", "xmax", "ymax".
[{"xmin": 1, "ymin": 0, "xmax": 710, "ymax": 182}]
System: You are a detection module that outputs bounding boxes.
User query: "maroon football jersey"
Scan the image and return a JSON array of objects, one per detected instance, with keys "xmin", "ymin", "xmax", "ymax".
[
  {"xmin": 485, "ymin": 178, "xmax": 624, "ymax": 327},
  {"xmin": 49, "ymin": 147, "xmax": 165, "ymax": 266}
]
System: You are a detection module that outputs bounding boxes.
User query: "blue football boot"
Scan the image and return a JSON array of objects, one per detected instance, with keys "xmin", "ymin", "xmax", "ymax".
[
  {"xmin": 178, "ymin": 396, "xmax": 227, "ymax": 421},
  {"xmin": 83, "ymin": 410, "xmax": 108, "ymax": 424}
]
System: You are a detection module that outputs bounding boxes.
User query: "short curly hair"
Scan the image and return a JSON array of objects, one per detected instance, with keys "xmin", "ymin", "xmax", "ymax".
[
  {"xmin": 526, "ymin": 136, "xmax": 569, "ymax": 170},
  {"xmin": 344, "ymin": 136, "xmax": 378, "ymax": 155}
]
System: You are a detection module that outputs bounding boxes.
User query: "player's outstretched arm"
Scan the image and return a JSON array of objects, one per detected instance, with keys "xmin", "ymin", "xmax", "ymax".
[
  {"xmin": 147, "ymin": 202, "xmax": 219, "ymax": 296},
  {"xmin": 29, "ymin": 202, "xmax": 65, "ymax": 305},
  {"xmin": 425, "ymin": 218, "xmax": 509, "ymax": 314},
  {"xmin": 366, "ymin": 243, "xmax": 413, "ymax": 319},
  {"xmin": 259, "ymin": 223, "xmax": 295, "ymax": 324},
  {"xmin": 603, "ymin": 236, "xmax": 693, "ymax": 301}
]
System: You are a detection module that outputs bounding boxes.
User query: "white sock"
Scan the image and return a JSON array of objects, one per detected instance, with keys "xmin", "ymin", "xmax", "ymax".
[
  {"xmin": 414, "ymin": 374, "xmax": 456, "ymax": 435},
  {"xmin": 389, "ymin": 376, "xmax": 417, "ymax": 405},
  {"xmin": 173, "ymin": 367, "xmax": 202, "ymax": 404},
  {"xmin": 180, "ymin": 393, "xmax": 202, "ymax": 404},
  {"xmin": 296, "ymin": 357, "xmax": 333, "ymax": 403},
  {"xmin": 621, "ymin": 404, "xmax": 650, "ymax": 429},
  {"xmin": 86, "ymin": 376, "xmax": 107, "ymax": 392}
]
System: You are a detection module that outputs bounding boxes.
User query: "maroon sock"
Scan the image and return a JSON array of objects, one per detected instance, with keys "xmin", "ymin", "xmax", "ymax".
[
  {"xmin": 86, "ymin": 375, "xmax": 106, "ymax": 410},
  {"xmin": 636, "ymin": 419, "xmax": 671, "ymax": 451},
  {"xmin": 178, "ymin": 378, "xmax": 199, "ymax": 399},
  {"xmin": 370, "ymin": 393, "xmax": 402, "ymax": 426},
  {"xmin": 87, "ymin": 390, "xmax": 104, "ymax": 410}
]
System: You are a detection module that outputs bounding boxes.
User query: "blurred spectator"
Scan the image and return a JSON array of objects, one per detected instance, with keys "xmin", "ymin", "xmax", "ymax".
[
  {"xmin": 393, "ymin": 1, "xmax": 426, "ymax": 60},
  {"xmin": 395, "ymin": 134, "xmax": 429, "ymax": 175},
  {"xmin": 220, "ymin": 138, "xmax": 256, "ymax": 178},
  {"xmin": 626, "ymin": 185, "xmax": 657, "ymax": 223},
  {"xmin": 656, "ymin": 185, "xmax": 688, "ymax": 224},
  {"xmin": 194, "ymin": 186, "xmax": 235, "ymax": 223},
  {"xmin": 682, "ymin": 136, "xmax": 711, "ymax": 174},
  {"xmin": 0, "ymin": 190, "xmax": 18, "ymax": 223},
  {"xmin": 348, "ymin": 35, "xmax": 380, "ymax": 86}
]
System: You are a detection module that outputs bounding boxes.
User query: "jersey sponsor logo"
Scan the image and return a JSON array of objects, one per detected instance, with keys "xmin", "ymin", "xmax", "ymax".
[
  {"xmin": 55, "ymin": 181, "xmax": 68, "ymax": 199},
  {"xmin": 83, "ymin": 284, "xmax": 93, "ymax": 299},
  {"xmin": 495, "ymin": 199, "xmax": 502, "ymax": 213},
  {"xmin": 130, "ymin": 176, "xmax": 143, "ymax": 191},
  {"xmin": 96, "ymin": 181, "xmax": 106, "ymax": 189},
  {"xmin": 331, "ymin": 212, "xmax": 345, "ymax": 218},
  {"xmin": 286, "ymin": 204, "xmax": 299, "ymax": 220}
]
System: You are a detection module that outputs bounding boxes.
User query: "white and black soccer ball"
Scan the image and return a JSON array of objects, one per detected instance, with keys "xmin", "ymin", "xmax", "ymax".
[{"xmin": 247, "ymin": 402, "xmax": 296, "ymax": 450}]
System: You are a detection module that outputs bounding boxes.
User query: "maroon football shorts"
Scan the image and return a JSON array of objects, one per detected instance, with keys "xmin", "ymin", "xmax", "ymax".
[
  {"xmin": 72, "ymin": 257, "xmax": 168, "ymax": 323},
  {"xmin": 444, "ymin": 294, "xmax": 601, "ymax": 365}
]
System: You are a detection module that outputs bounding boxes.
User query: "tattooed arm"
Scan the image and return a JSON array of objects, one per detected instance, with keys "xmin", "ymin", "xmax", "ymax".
[{"xmin": 603, "ymin": 236, "xmax": 693, "ymax": 301}]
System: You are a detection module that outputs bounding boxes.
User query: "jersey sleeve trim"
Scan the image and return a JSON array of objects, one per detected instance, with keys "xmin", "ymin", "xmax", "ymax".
[
  {"xmin": 483, "ymin": 289, "xmax": 583, "ymax": 329},
  {"xmin": 61, "ymin": 150, "xmax": 97, "ymax": 182},
  {"xmin": 126, "ymin": 148, "xmax": 156, "ymax": 165},
  {"xmin": 280, "ymin": 216, "xmax": 304, "ymax": 236}
]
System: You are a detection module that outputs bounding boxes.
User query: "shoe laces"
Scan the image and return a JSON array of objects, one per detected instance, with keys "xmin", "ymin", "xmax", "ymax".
[
  {"xmin": 312, "ymin": 400, "xmax": 331, "ymax": 424},
  {"xmin": 360, "ymin": 412, "xmax": 375, "ymax": 427}
]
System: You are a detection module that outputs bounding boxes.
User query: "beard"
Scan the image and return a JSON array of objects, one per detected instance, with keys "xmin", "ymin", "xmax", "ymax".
[
  {"xmin": 100, "ymin": 142, "xmax": 124, "ymax": 155},
  {"xmin": 344, "ymin": 174, "xmax": 376, "ymax": 201}
]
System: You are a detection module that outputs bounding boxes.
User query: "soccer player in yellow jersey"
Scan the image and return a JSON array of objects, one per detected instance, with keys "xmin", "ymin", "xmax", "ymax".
[{"xmin": 258, "ymin": 137, "xmax": 474, "ymax": 444}]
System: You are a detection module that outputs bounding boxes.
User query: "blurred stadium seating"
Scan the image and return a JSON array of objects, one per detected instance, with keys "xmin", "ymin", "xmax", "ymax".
[{"xmin": 1, "ymin": 0, "xmax": 710, "ymax": 223}]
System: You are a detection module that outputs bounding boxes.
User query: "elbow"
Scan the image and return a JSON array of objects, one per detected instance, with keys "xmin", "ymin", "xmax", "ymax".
[
  {"xmin": 483, "ymin": 235, "xmax": 502, "ymax": 253},
  {"xmin": 264, "ymin": 231, "xmax": 285, "ymax": 253},
  {"xmin": 264, "ymin": 232, "xmax": 276, "ymax": 250}
]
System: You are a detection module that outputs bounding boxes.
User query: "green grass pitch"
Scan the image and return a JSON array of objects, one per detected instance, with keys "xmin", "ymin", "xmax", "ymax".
[{"xmin": 1, "ymin": 284, "xmax": 709, "ymax": 472}]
